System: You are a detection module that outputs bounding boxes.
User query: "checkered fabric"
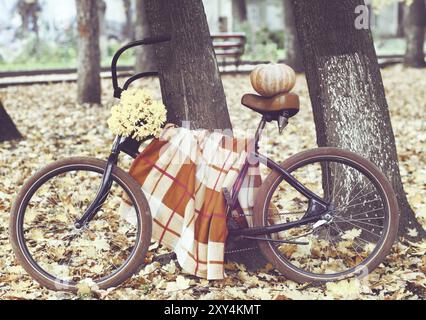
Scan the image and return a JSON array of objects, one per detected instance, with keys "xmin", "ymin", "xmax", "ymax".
[{"xmin": 119, "ymin": 126, "xmax": 261, "ymax": 280}]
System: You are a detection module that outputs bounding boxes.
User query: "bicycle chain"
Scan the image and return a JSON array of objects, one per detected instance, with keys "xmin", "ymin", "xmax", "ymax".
[
  {"xmin": 224, "ymin": 209, "xmax": 309, "ymax": 255},
  {"xmin": 225, "ymin": 246, "xmax": 258, "ymax": 254}
]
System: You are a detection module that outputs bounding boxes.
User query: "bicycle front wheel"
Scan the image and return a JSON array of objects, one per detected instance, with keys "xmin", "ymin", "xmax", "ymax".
[
  {"xmin": 10, "ymin": 157, "xmax": 152, "ymax": 292},
  {"xmin": 253, "ymin": 148, "xmax": 399, "ymax": 283}
]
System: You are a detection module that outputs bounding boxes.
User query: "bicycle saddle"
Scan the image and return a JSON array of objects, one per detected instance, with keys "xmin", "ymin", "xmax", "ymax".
[{"xmin": 241, "ymin": 92, "xmax": 300, "ymax": 118}]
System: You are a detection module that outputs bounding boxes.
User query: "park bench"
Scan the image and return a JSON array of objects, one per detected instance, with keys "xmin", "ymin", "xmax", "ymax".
[{"xmin": 211, "ymin": 32, "xmax": 246, "ymax": 70}]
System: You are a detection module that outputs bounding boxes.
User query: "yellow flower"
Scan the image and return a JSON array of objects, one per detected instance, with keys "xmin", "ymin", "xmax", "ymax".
[{"xmin": 108, "ymin": 88, "xmax": 167, "ymax": 141}]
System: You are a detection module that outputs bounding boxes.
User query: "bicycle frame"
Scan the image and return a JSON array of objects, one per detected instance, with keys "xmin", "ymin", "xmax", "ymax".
[
  {"xmin": 225, "ymin": 117, "xmax": 330, "ymax": 239},
  {"xmin": 77, "ymin": 120, "xmax": 331, "ymax": 237},
  {"xmin": 228, "ymin": 152, "xmax": 329, "ymax": 237},
  {"xmin": 75, "ymin": 36, "xmax": 332, "ymax": 239}
]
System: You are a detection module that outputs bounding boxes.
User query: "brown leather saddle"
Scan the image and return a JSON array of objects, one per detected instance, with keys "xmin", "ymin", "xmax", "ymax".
[{"xmin": 241, "ymin": 92, "xmax": 300, "ymax": 118}]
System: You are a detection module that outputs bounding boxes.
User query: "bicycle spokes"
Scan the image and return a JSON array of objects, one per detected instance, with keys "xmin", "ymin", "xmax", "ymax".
[
  {"xmin": 266, "ymin": 159, "xmax": 388, "ymax": 276},
  {"xmin": 22, "ymin": 169, "xmax": 138, "ymax": 284}
]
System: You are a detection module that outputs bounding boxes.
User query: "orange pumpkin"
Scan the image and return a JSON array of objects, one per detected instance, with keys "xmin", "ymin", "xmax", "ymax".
[{"xmin": 250, "ymin": 63, "xmax": 296, "ymax": 97}]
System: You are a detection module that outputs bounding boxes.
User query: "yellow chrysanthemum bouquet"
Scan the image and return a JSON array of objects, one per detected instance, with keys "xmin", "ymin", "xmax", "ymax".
[{"xmin": 108, "ymin": 88, "xmax": 167, "ymax": 141}]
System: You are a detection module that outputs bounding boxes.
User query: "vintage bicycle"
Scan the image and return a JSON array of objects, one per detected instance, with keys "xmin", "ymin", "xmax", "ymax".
[{"xmin": 9, "ymin": 37, "xmax": 399, "ymax": 292}]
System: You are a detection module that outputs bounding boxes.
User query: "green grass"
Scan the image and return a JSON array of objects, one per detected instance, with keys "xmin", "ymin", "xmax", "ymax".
[
  {"xmin": 0, "ymin": 61, "xmax": 75, "ymax": 72},
  {"xmin": 0, "ymin": 55, "xmax": 135, "ymax": 73},
  {"xmin": 0, "ymin": 38, "xmax": 409, "ymax": 73},
  {"xmin": 374, "ymin": 37, "xmax": 406, "ymax": 56}
]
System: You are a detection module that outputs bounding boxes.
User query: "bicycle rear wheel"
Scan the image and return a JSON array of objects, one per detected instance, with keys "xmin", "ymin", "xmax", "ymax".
[
  {"xmin": 253, "ymin": 148, "xmax": 399, "ymax": 283},
  {"xmin": 10, "ymin": 157, "xmax": 152, "ymax": 292}
]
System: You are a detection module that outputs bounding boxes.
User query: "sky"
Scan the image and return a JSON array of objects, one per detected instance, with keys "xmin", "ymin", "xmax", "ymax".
[{"xmin": 0, "ymin": 0, "xmax": 127, "ymax": 29}]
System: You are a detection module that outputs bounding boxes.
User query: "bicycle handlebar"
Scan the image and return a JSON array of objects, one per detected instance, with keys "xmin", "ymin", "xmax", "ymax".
[{"xmin": 111, "ymin": 35, "xmax": 171, "ymax": 98}]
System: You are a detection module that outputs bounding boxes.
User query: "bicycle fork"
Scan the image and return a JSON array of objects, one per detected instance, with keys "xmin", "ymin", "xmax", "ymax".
[{"xmin": 74, "ymin": 137, "xmax": 122, "ymax": 229}]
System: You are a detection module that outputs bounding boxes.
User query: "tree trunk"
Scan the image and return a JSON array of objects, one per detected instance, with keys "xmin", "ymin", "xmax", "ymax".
[
  {"xmin": 403, "ymin": 0, "xmax": 426, "ymax": 68},
  {"xmin": 135, "ymin": 0, "xmax": 156, "ymax": 73},
  {"xmin": 17, "ymin": 0, "xmax": 40, "ymax": 37},
  {"xmin": 97, "ymin": 0, "xmax": 108, "ymax": 61},
  {"xmin": 232, "ymin": 0, "xmax": 247, "ymax": 30},
  {"xmin": 33, "ymin": 1, "xmax": 40, "ymax": 38},
  {"xmin": 291, "ymin": 0, "xmax": 425, "ymax": 240},
  {"xmin": 76, "ymin": 0, "xmax": 101, "ymax": 105},
  {"xmin": 144, "ymin": 0, "xmax": 232, "ymax": 131},
  {"xmin": 145, "ymin": 0, "xmax": 267, "ymax": 269},
  {"xmin": 122, "ymin": 0, "xmax": 134, "ymax": 40},
  {"xmin": 19, "ymin": 10, "xmax": 30, "ymax": 35},
  {"xmin": 283, "ymin": 0, "xmax": 304, "ymax": 72},
  {"xmin": 397, "ymin": 2, "xmax": 405, "ymax": 38},
  {"xmin": 0, "ymin": 101, "xmax": 22, "ymax": 142}
]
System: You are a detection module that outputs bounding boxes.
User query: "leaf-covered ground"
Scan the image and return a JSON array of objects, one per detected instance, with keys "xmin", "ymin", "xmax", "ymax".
[{"xmin": 0, "ymin": 65, "xmax": 425, "ymax": 300}]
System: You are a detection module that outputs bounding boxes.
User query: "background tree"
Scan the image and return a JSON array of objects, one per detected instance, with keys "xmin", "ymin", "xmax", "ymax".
[
  {"xmin": 75, "ymin": 0, "xmax": 101, "ymax": 104},
  {"xmin": 144, "ymin": 0, "xmax": 232, "ymax": 131},
  {"xmin": 282, "ymin": 0, "xmax": 303, "ymax": 72},
  {"xmin": 292, "ymin": 0, "xmax": 425, "ymax": 240},
  {"xmin": 232, "ymin": 0, "xmax": 247, "ymax": 30},
  {"xmin": 122, "ymin": 0, "xmax": 134, "ymax": 40},
  {"xmin": 135, "ymin": 0, "xmax": 156, "ymax": 73},
  {"xmin": 403, "ymin": 0, "xmax": 426, "ymax": 68},
  {"xmin": 0, "ymin": 100, "xmax": 22, "ymax": 142},
  {"xmin": 397, "ymin": 1, "xmax": 406, "ymax": 37},
  {"xmin": 16, "ymin": 0, "xmax": 41, "ymax": 38},
  {"xmin": 97, "ymin": 0, "xmax": 108, "ymax": 60}
]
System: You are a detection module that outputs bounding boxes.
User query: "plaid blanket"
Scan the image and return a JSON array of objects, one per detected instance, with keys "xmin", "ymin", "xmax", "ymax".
[{"xmin": 119, "ymin": 126, "xmax": 261, "ymax": 279}]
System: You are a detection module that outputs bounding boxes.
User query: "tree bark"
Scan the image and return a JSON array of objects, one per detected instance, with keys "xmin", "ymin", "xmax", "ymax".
[
  {"xmin": 135, "ymin": 0, "xmax": 156, "ymax": 73},
  {"xmin": 291, "ymin": 0, "xmax": 425, "ymax": 240},
  {"xmin": 144, "ymin": 0, "xmax": 232, "ymax": 131},
  {"xmin": 283, "ymin": 0, "xmax": 304, "ymax": 72},
  {"xmin": 145, "ymin": 0, "xmax": 267, "ymax": 269},
  {"xmin": 232, "ymin": 0, "xmax": 248, "ymax": 30},
  {"xmin": 0, "ymin": 101, "xmax": 22, "ymax": 142},
  {"xmin": 123, "ymin": 0, "xmax": 134, "ymax": 40},
  {"xmin": 76, "ymin": 0, "xmax": 101, "ymax": 105},
  {"xmin": 403, "ymin": 0, "xmax": 426, "ymax": 68}
]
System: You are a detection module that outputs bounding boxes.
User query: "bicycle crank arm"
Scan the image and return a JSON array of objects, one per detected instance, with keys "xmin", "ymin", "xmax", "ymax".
[{"xmin": 241, "ymin": 236, "xmax": 309, "ymax": 245}]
